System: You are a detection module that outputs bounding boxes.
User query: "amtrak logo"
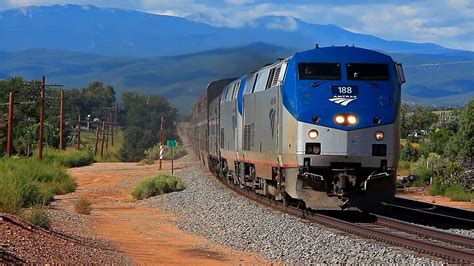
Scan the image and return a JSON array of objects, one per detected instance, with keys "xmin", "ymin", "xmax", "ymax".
[{"xmin": 329, "ymin": 96, "xmax": 357, "ymax": 106}]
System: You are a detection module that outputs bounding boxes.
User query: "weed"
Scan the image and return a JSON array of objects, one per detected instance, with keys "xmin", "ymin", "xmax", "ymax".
[
  {"xmin": 74, "ymin": 196, "xmax": 92, "ymax": 215},
  {"xmin": 22, "ymin": 204, "xmax": 51, "ymax": 229},
  {"xmin": 444, "ymin": 185, "xmax": 473, "ymax": 202}
]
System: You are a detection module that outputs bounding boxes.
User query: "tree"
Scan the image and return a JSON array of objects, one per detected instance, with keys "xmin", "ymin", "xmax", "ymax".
[
  {"xmin": 445, "ymin": 98, "xmax": 474, "ymax": 165},
  {"xmin": 420, "ymin": 128, "xmax": 453, "ymax": 157},
  {"xmin": 119, "ymin": 92, "xmax": 179, "ymax": 162}
]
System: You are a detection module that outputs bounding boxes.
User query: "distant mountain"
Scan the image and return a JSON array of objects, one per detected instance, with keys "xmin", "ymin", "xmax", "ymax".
[
  {"xmin": 0, "ymin": 4, "xmax": 461, "ymax": 57},
  {"xmin": 0, "ymin": 43, "xmax": 472, "ymax": 113}
]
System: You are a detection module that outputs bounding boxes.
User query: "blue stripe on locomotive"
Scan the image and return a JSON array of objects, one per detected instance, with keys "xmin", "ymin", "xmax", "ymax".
[
  {"xmin": 282, "ymin": 47, "xmax": 401, "ymax": 131},
  {"xmin": 238, "ymin": 75, "xmax": 247, "ymax": 115}
]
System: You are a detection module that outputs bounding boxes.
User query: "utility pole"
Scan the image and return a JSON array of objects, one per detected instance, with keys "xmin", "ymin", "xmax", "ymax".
[
  {"xmin": 59, "ymin": 90, "xmax": 64, "ymax": 150},
  {"xmin": 38, "ymin": 76, "xmax": 45, "ymax": 160},
  {"xmin": 110, "ymin": 111, "xmax": 114, "ymax": 146},
  {"xmin": 105, "ymin": 117, "xmax": 109, "ymax": 151},
  {"xmin": 159, "ymin": 116, "xmax": 164, "ymax": 170},
  {"xmin": 6, "ymin": 92, "xmax": 14, "ymax": 157},
  {"xmin": 94, "ymin": 124, "xmax": 100, "ymax": 156},
  {"xmin": 77, "ymin": 114, "xmax": 81, "ymax": 150},
  {"xmin": 100, "ymin": 121, "xmax": 106, "ymax": 158}
]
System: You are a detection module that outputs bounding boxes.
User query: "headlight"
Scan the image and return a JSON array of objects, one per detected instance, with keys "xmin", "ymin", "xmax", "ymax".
[
  {"xmin": 375, "ymin": 131, "xmax": 384, "ymax": 141},
  {"xmin": 334, "ymin": 114, "xmax": 358, "ymax": 126},
  {"xmin": 347, "ymin": 115, "xmax": 358, "ymax": 125},
  {"xmin": 308, "ymin": 129, "xmax": 319, "ymax": 139},
  {"xmin": 334, "ymin": 115, "xmax": 345, "ymax": 124}
]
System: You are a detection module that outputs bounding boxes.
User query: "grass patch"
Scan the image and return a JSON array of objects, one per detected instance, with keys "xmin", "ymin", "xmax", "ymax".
[
  {"xmin": 43, "ymin": 148, "xmax": 94, "ymax": 168},
  {"xmin": 132, "ymin": 174, "xmax": 185, "ymax": 200},
  {"xmin": 74, "ymin": 196, "xmax": 92, "ymax": 215},
  {"xmin": 0, "ymin": 157, "xmax": 76, "ymax": 214},
  {"xmin": 444, "ymin": 185, "xmax": 473, "ymax": 202},
  {"xmin": 22, "ymin": 204, "xmax": 51, "ymax": 229}
]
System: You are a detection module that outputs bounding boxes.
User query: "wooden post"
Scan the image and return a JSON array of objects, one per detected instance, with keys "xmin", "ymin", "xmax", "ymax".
[
  {"xmin": 38, "ymin": 76, "xmax": 45, "ymax": 160},
  {"xmin": 100, "ymin": 121, "xmax": 106, "ymax": 158},
  {"xmin": 115, "ymin": 102, "xmax": 119, "ymax": 136},
  {"xmin": 105, "ymin": 117, "xmax": 109, "ymax": 151},
  {"xmin": 6, "ymin": 92, "xmax": 14, "ymax": 157},
  {"xmin": 77, "ymin": 114, "xmax": 81, "ymax": 150},
  {"xmin": 59, "ymin": 90, "xmax": 64, "ymax": 150},
  {"xmin": 159, "ymin": 116, "xmax": 164, "ymax": 170},
  {"xmin": 94, "ymin": 124, "xmax": 100, "ymax": 156},
  {"xmin": 110, "ymin": 112, "xmax": 114, "ymax": 146}
]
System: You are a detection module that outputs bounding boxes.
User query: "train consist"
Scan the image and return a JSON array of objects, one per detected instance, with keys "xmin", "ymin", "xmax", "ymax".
[{"xmin": 189, "ymin": 46, "xmax": 406, "ymax": 211}]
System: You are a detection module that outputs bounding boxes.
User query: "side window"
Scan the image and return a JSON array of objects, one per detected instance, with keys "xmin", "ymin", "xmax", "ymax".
[
  {"xmin": 265, "ymin": 68, "xmax": 276, "ymax": 90},
  {"xmin": 251, "ymin": 74, "xmax": 259, "ymax": 93},
  {"xmin": 232, "ymin": 80, "xmax": 241, "ymax": 99}
]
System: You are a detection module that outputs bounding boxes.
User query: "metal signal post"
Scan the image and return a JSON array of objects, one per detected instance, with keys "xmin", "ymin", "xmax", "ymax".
[
  {"xmin": 59, "ymin": 90, "xmax": 64, "ymax": 150},
  {"xmin": 159, "ymin": 116, "xmax": 164, "ymax": 170}
]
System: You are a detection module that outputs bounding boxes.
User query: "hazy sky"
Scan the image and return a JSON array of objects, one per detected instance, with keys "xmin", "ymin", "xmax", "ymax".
[{"xmin": 0, "ymin": 0, "xmax": 472, "ymax": 50}]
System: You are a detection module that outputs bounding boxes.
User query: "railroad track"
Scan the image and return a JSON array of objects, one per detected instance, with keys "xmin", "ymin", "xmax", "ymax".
[
  {"xmin": 381, "ymin": 197, "xmax": 474, "ymax": 229},
  {"xmin": 211, "ymin": 174, "xmax": 474, "ymax": 263}
]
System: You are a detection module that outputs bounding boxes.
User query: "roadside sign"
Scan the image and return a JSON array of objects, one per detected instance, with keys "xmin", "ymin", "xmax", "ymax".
[{"xmin": 167, "ymin": 139, "xmax": 177, "ymax": 148}]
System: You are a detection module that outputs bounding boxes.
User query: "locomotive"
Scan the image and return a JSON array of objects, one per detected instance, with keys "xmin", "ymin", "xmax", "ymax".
[{"xmin": 190, "ymin": 46, "xmax": 406, "ymax": 211}]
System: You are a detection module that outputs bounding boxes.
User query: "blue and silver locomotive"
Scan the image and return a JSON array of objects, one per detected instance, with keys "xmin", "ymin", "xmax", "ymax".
[{"xmin": 190, "ymin": 46, "xmax": 406, "ymax": 211}]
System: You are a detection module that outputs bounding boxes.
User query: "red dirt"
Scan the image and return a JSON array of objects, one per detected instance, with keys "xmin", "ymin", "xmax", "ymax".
[{"xmin": 63, "ymin": 159, "xmax": 267, "ymax": 264}]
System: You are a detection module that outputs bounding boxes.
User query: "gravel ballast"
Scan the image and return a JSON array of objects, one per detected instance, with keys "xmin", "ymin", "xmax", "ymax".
[{"xmin": 142, "ymin": 163, "xmax": 446, "ymax": 264}]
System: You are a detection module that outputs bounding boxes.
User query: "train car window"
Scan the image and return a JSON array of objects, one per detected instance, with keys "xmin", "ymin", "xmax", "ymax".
[
  {"xmin": 298, "ymin": 63, "xmax": 340, "ymax": 80},
  {"xmin": 232, "ymin": 80, "xmax": 241, "ymax": 99},
  {"xmin": 265, "ymin": 68, "xmax": 276, "ymax": 90},
  {"xmin": 347, "ymin": 63, "xmax": 389, "ymax": 81},
  {"xmin": 251, "ymin": 73, "xmax": 259, "ymax": 93}
]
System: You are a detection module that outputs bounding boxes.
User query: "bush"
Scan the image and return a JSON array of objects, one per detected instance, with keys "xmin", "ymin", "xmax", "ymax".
[
  {"xmin": 398, "ymin": 161, "xmax": 412, "ymax": 176},
  {"xmin": 444, "ymin": 185, "xmax": 473, "ymax": 202},
  {"xmin": 74, "ymin": 196, "xmax": 92, "ymax": 215},
  {"xmin": 22, "ymin": 204, "xmax": 51, "ymax": 229},
  {"xmin": 132, "ymin": 174, "xmax": 185, "ymax": 200},
  {"xmin": 429, "ymin": 181, "xmax": 446, "ymax": 196},
  {"xmin": 42, "ymin": 148, "xmax": 94, "ymax": 168},
  {"xmin": 412, "ymin": 168, "xmax": 432, "ymax": 186},
  {"xmin": 0, "ymin": 157, "xmax": 76, "ymax": 214}
]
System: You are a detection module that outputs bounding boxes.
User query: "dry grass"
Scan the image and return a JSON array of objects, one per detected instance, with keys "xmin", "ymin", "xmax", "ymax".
[{"xmin": 74, "ymin": 196, "xmax": 92, "ymax": 215}]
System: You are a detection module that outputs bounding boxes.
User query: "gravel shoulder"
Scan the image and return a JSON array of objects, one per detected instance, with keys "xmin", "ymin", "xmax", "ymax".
[{"xmin": 141, "ymin": 153, "xmax": 448, "ymax": 264}]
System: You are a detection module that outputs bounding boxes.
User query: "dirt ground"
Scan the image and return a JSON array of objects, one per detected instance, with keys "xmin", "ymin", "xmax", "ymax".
[
  {"xmin": 397, "ymin": 187, "xmax": 474, "ymax": 211},
  {"xmin": 57, "ymin": 159, "xmax": 267, "ymax": 265}
]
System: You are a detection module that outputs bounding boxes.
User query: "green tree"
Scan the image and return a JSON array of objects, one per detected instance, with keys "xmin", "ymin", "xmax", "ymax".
[
  {"xmin": 420, "ymin": 128, "xmax": 453, "ymax": 157},
  {"xmin": 445, "ymin": 98, "xmax": 474, "ymax": 164},
  {"xmin": 119, "ymin": 92, "xmax": 179, "ymax": 162}
]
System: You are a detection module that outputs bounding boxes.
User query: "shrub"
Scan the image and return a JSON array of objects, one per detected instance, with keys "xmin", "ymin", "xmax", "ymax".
[
  {"xmin": 398, "ymin": 161, "xmax": 412, "ymax": 176},
  {"xmin": 412, "ymin": 168, "xmax": 432, "ymax": 187},
  {"xmin": 444, "ymin": 185, "xmax": 473, "ymax": 202},
  {"xmin": 0, "ymin": 157, "xmax": 76, "ymax": 214},
  {"xmin": 429, "ymin": 181, "xmax": 446, "ymax": 196},
  {"xmin": 22, "ymin": 204, "xmax": 51, "ymax": 229},
  {"xmin": 74, "ymin": 196, "xmax": 92, "ymax": 215},
  {"xmin": 132, "ymin": 174, "xmax": 185, "ymax": 200}
]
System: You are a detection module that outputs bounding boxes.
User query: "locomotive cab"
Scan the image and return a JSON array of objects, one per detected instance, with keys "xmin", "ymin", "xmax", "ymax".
[{"xmin": 281, "ymin": 47, "xmax": 404, "ymax": 211}]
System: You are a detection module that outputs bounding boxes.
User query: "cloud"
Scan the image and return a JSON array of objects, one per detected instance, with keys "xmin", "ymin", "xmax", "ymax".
[
  {"xmin": 225, "ymin": 0, "xmax": 254, "ymax": 5},
  {"xmin": 0, "ymin": 0, "xmax": 471, "ymax": 50}
]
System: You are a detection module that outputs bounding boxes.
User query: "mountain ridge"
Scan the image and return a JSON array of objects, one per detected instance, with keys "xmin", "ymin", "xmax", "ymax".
[{"xmin": 0, "ymin": 4, "xmax": 468, "ymax": 57}]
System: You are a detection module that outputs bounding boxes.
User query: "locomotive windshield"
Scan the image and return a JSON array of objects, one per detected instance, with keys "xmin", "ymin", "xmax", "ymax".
[
  {"xmin": 347, "ymin": 63, "xmax": 389, "ymax": 81},
  {"xmin": 298, "ymin": 63, "xmax": 341, "ymax": 80}
]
